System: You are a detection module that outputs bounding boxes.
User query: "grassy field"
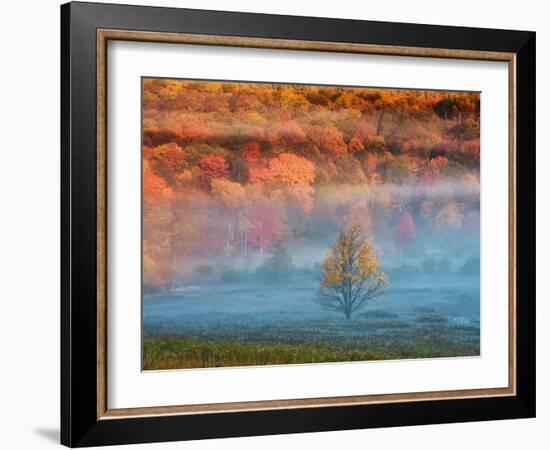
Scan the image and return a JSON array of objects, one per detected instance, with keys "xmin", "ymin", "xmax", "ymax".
[
  {"xmin": 142, "ymin": 335, "xmax": 478, "ymax": 370},
  {"xmin": 143, "ymin": 273, "xmax": 480, "ymax": 370}
]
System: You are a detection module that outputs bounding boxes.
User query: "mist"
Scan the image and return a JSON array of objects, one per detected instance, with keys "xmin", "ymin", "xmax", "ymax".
[{"xmin": 143, "ymin": 178, "xmax": 480, "ymax": 361}]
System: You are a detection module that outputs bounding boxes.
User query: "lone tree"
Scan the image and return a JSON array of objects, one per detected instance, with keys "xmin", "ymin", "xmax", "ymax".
[{"xmin": 318, "ymin": 224, "xmax": 388, "ymax": 320}]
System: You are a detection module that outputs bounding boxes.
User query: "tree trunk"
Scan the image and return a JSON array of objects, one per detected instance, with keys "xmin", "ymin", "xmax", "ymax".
[{"xmin": 375, "ymin": 110, "xmax": 385, "ymax": 136}]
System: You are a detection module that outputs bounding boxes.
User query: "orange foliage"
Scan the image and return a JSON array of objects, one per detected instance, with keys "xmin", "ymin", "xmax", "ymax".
[
  {"xmin": 269, "ymin": 153, "xmax": 315, "ymax": 186},
  {"xmin": 211, "ymin": 178, "xmax": 245, "ymax": 209},
  {"xmin": 141, "ymin": 78, "xmax": 480, "ymax": 286},
  {"xmin": 248, "ymin": 165, "xmax": 273, "ymax": 184},
  {"xmin": 148, "ymin": 142, "xmax": 186, "ymax": 181},
  {"xmin": 179, "ymin": 121, "xmax": 211, "ymax": 142},
  {"xmin": 429, "ymin": 156, "xmax": 449, "ymax": 172},
  {"xmin": 309, "ymin": 125, "xmax": 347, "ymax": 154},
  {"xmin": 348, "ymin": 137, "xmax": 364, "ymax": 153},
  {"xmin": 143, "ymin": 160, "xmax": 174, "ymax": 199}
]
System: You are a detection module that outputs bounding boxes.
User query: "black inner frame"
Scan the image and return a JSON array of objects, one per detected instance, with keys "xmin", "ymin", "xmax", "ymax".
[{"xmin": 61, "ymin": 2, "xmax": 536, "ymax": 447}]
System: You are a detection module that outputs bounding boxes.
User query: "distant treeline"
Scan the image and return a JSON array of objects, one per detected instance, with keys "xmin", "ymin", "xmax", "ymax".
[{"xmin": 142, "ymin": 79, "xmax": 480, "ymax": 287}]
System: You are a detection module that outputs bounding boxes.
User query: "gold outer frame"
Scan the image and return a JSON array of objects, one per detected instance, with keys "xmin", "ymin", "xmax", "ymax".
[{"xmin": 96, "ymin": 29, "xmax": 516, "ymax": 420}]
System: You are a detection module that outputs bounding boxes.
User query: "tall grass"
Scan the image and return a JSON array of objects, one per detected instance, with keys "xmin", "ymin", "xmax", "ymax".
[
  {"xmin": 143, "ymin": 337, "xmax": 389, "ymax": 370},
  {"xmin": 142, "ymin": 335, "xmax": 479, "ymax": 370}
]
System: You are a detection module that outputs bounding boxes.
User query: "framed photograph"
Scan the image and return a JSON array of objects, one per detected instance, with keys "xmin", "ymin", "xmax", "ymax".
[{"xmin": 61, "ymin": 1, "xmax": 536, "ymax": 447}]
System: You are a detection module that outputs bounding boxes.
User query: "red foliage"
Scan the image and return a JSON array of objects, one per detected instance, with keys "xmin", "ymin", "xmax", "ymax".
[
  {"xmin": 242, "ymin": 141, "xmax": 261, "ymax": 163},
  {"xmin": 394, "ymin": 211, "xmax": 415, "ymax": 249},
  {"xmin": 199, "ymin": 155, "xmax": 228, "ymax": 186}
]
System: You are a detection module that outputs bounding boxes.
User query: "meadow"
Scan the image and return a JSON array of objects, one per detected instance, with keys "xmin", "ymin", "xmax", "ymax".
[{"xmin": 143, "ymin": 266, "xmax": 480, "ymax": 370}]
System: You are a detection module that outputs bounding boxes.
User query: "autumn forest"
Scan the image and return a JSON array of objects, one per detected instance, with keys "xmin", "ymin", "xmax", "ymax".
[{"xmin": 142, "ymin": 78, "xmax": 481, "ymax": 370}]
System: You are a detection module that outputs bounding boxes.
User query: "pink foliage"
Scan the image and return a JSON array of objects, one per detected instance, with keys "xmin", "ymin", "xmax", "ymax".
[
  {"xmin": 415, "ymin": 170, "xmax": 435, "ymax": 198},
  {"xmin": 365, "ymin": 153, "xmax": 379, "ymax": 176},
  {"xmin": 247, "ymin": 200, "xmax": 281, "ymax": 252},
  {"xmin": 248, "ymin": 165, "xmax": 272, "ymax": 184},
  {"xmin": 394, "ymin": 211, "xmax": 416, "ymax": 249}
]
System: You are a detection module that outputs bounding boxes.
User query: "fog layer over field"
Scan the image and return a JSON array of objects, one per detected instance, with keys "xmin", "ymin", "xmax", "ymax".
[
  {"xmin": 143, "ymin": 266, "xmax": 480, "ymax": 355},
  {"xmin": 143, "ymin": 195, "xmax": 480, "ymax": 361}
]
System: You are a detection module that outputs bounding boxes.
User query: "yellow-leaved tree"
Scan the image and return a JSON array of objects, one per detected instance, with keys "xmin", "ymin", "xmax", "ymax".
[{"xmin": 318, "ymin": 224, "xmax": 388, "ymax": 320}]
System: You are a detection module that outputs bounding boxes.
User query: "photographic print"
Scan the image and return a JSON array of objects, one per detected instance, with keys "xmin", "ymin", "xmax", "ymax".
[{"xmin": 141, "ymin": 78, "xmax": 481, "ymax": 370}]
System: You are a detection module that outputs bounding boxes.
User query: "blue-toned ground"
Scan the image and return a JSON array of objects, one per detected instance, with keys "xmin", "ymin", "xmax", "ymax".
[{"xmin": 143, "ymin": 264, "xmax": 480, "ymax": 369}]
